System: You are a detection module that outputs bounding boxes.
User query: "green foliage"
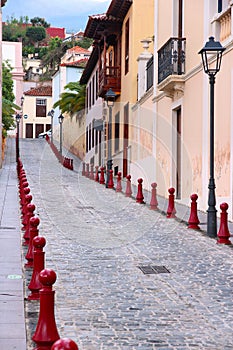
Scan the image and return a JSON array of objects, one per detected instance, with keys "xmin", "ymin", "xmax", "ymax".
[
  {"xmin": 77, "ymin": 37, "xmax": 93, "ymax": 49},
  {"xmin": 2, "ymin": 17, "xmax": 26, "ymax": 42},
  {"xmin": 2, "ymin": 61, "xmax": 20, "ymax": 136},
  {"xmin": 30, "ymin": 17, "xmax": 50, "ymax": 28},
  {"xmin": 53, "ymin": 82, "xmax": 86, "ymax": 116},
  {"xmin": 26, "ymin": 26, "xmax": 46, "ymax": 45}
]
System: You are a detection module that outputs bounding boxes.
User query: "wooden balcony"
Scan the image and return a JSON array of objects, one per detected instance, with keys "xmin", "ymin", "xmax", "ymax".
[{"xmin": 98, "ymin": 66, "xmax": 121, "ymax": 98}]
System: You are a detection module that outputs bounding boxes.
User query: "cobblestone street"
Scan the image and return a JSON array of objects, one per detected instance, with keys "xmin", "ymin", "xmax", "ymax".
[{"xmin": 20, "ymin": 139, "xmax": 233, "ymax": 350}]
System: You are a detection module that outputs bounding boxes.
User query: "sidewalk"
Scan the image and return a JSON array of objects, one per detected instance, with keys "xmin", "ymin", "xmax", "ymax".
[
  {"xmin": 0, "ymin": 138, "xmax": 27, "ymax": 349},
  {"xmin": 20, "ymin": 138, "xmax": 233, "ymax": 350}
]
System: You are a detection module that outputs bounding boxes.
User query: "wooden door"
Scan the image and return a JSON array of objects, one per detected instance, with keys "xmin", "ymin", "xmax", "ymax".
[{"xmin": 25, "ymin": 123, "xmax": 33, "ymax": 138}]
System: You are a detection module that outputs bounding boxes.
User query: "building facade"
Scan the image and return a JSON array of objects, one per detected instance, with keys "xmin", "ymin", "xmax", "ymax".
[{"xmin": 22, "ymin": 85, "xmax": 53, "ymax": 138}]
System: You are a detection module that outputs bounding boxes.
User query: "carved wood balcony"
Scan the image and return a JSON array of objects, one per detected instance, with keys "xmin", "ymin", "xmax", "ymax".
[{"xmin": 98, "ymin": 65, "xmax": 121, "ymax": 98}]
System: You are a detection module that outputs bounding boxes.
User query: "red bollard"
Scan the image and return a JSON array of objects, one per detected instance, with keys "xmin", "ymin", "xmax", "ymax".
[
  {"xmin": 32, "ymin": 269, "xmax": 60, "ymax": 349},
  {"xmin": 217, "ymin": 203, "xmax": 232, "ymax": 245},
  {"xmin": 23, "ymin": 203, "xmax": 35, "ymax": 245},
  {"xmin": 108, "ymin": 169, "xmax": 114, "ymax": 189},
  {"xmin": 25, "ymin": 217, "xmax": 40, "ymax": 268},
  {"xmin": 85, "ymin": 163, "xmax": 89, "ymax": 177},
  {"xmin": 82, "ymin": 162, "xmax": 85, "ymax": 176},
  {"xmin": 28, "ymin": 236, "xmax": 46, "ymax": 301},
  {"xmin": 188, "ymin": 194, "xmax": 200, "ymax": 229},
  {"xmin": 52, "ymin": 338, "xmax": 79, "ymax": 350},
  {"xmin": 125, "ymin": 174, "xmax": 132, "ymax": 197},
  {"xmin": 150, "ymin": 182, "xmax": 158, "ymax": 210},
  {"xmin": 136, "ymin": 178, "xmax": 145, "ymax": 204},
  {"xmin": 116, "ymin": 172, "xmax": 122, "ymax": 192},
  {"xmin": 21, "ymin": 192, "xmax": 32, "ymax": 218},
  {"xmin": 99, "ymin": 167, "xmax": 105, "ymax": 185},
  {"xmin": 95, "ymin": 166, "xmax": 99, "ymax": 182},
  {"xmin": 166, "ymin": 187, "xmax": 176, "ymax": 218},
  {"xmin": 89, "ymin": 164, "xmax": 94, "ymax": 180}
]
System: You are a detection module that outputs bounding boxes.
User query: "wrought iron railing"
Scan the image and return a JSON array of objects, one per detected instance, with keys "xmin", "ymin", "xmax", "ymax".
[
  {"xmin": 146, "ymin": 55, "xmax": 154, "ymax": 90},
  {"xmin": 158, "ymin": 37, "xmax": 186, "ymax": 84}
]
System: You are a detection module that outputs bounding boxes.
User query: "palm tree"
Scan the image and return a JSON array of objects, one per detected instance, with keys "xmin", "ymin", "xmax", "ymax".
[{"xmin": 53, "ymin": 81, "xmax": 86, "ymax": 117}]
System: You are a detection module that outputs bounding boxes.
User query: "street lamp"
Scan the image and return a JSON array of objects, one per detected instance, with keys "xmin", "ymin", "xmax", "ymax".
[
  {"xmin": 198, "ymin": 36, "xmax": 225, "ymax": 238},
  {"xmin": 58, "ymin": 114, "xmax": 64, "ymax": 154},
  {"xmin": 105, "ymin": 88, "xmax": 116, "ymax": 188},
  {"xmin": 48, "ymin": 109, "xmax": 54, "ymax": 143},
  {"xmin": 15, "ymin": 113, "xmax": 21, "ymax": 162}
]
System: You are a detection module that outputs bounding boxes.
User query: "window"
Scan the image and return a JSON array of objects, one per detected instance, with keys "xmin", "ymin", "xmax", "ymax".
[
  {"xmin": 86, "ymin": 127, "xmax": 88, "ymax": 153},
  {"xmin": 96, "ymin": 70, "xmax": 98, "ymax": 100},
  {"xmin": 114, "ymin": 112, "xmax": 120, "ymax": 153},
  {"xmin": 36, "ymin": 99, "xmax": 46, "ymax": 117},
  {"xmin": 92, "ymin": 120, "xmax": 94, "ymax": 148},
  {"xmin": 218, "ymin": 0, "xmax": 222, "ymax": 13},
  {"xmin": 125, "ymin": 19, "xmax": 129, "ymax": 75},
  {"xmin": 92, "ymin": 76, "xmax": 95, "ymax": 106},
  {"xmin": 89, "ymin": 123, "xmax": 91, "ymax": 151},
  {"xmin": 86, "ymin": 87, "xmax": 89, "ymax": 112},
  {"xmin": 89, "ymin": 82, "xmax": 92, "ymax": 109}
]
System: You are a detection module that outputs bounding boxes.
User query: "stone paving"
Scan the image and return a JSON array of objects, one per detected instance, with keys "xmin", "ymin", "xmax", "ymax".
[{"xmin": 20, "ymin": 139, "xmax": 233, "ymax": 350}]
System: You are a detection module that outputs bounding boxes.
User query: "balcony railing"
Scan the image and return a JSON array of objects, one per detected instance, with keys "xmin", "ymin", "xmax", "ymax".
[
  {"xmin": 99, "ymin": 66, "xmax": 121, "ymax": 98},
  {"xmin": 158, "ymin": 37, "xmax": 186, "ymax": 84},
  {"xmin": 146, "ymin": 55, "xmax": 154, "ymax": 91},
  {"xmin": 219, "ymin": 8, "xmax": 231, "ymax": 41}
]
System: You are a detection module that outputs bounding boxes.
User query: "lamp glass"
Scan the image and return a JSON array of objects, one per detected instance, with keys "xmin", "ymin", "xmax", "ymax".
[
  {"xmin": 105, "ymin": 88, "xmax": 116, "ymax": 107},
  {"xmin": 198, "ymin": 36, "xmax": 225, "ymax": 76}
]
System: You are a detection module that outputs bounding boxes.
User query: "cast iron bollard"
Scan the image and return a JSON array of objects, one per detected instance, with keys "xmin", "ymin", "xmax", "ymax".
[
  {"xmin": 166, "ymin": 187, "xmax": 176, "ymax": 218},
  {"xmin": 89, "ymin": 164, "xmax": 94, "ymax": 180},
  {"xmin": 99, "ymin": 167, "xmax": 105, "ymax": 185},
  {"xmin": 108, "ymin": 169, "xmax": 114, "ymax": 189},
  {"xmin": 70, "ymin": 159, "xmax": 73, "ymax": 171},
  {"xmin": 52, "ymin": 338, "xmax": 79, "ymax": 350},
  {"xmin": 95, "ymin": 166, "xmax": 99, "ymax": 182},
  {"xmin": 125, "ymin": 174, "xmax": 132, "ymax": 197},
  {"xmin": 217, "ymin": 203, "xmax": 232, "ymax": 245},
  {"xmin": 85, "ymin": 163, "xmax": 89, "ymax": 178},
  {"xmin": 32, "ymin": 269, "xmax": 60, "ymax": 349},
  {"xmin": 116, "ymin": 172, "xmax": 122, "ymax": 192},
  {"xmin": 21, "ymin": 192, "xmax": 32, "ymax": 219},
  {"xmin": 150, "ymin": 183, "xmax": 158, "ymax": 210},
  {"xmin": 25, "ymin": 217, "xmax": 40, "ymax": 268},
  {"xmin": 136, "ymin": 178, "xmax": 145, "ymax": 204},
  {"xmin": 23, "ymin": 203, "xmax": 35, "ymax": 245},
  {"xmin": 82, "ymin": 162, "xmax": 85, "ymax": 176},
  {"xmin": 28, "ymin": 236, "xmax": 46, "ymax": 301},
  {"xmin": 188, "ymin": 194, "xmax": 200, "ymax": 229}
]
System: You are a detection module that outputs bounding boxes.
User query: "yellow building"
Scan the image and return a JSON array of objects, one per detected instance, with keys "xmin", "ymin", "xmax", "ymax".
[{"xmin": 80, "ymin": 0, "xmax": 154, "ymax": 177}]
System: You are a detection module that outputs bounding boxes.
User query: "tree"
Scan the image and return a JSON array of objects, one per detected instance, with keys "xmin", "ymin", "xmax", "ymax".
[
  {"xmin": 40, "ymin": 37, "xmax": 69, "ymax": 78},
  {"xmin": 30, "ymin": 17, "xmax": 50, "ymax": 28},
  {"xmin": 53, "ymin": 82, "xmax": 86, "ymax": 117},
  {"xmin": 2, "ymin": 61, "xmax": 20, "ymax": 137},
  {"xmin": 26, "ymin": 26, "xmax": 46, "ymax": 46}
]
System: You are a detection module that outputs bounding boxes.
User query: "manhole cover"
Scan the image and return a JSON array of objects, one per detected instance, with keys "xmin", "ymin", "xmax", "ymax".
[{"xmin": 138, "ymin": 265, "xmax": 170, "ymax": 275}]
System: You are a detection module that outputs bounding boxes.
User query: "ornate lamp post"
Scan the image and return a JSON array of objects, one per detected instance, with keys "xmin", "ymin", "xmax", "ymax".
[
  {"xmin": 198, "ymin": 36, "xmax": 225, "ymax": 238},
  {"xmin": 15, "ymin": 113, "xmax": 21, "ymax": 162},
  {"xmin": 48, "ymin": 109, "xmax": 54, "ymax": 143},
  {"xmin": 105, "ymin": 88, "xmax": 116, "ymax": 188},
  {"xmin": 58, "ymin": 114, "xmax": 64, "ymax": 155}
]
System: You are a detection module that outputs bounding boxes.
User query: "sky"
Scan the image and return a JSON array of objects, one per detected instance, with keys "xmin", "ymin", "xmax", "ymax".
[{"xmin": 2, "ymin": 0, "xmax": 112, "ymax": 33}]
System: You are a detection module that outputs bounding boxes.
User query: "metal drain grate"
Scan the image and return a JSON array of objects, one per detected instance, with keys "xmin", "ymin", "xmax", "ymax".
[{"xmin": 138, "ymin": 265, "xmax": 170, "ymax": 275}]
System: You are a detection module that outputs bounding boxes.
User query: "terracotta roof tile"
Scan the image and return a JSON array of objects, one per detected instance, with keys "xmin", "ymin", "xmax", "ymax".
[
  {"xmin": 60, "ymin": 58, "xmax": 89, "ymax": 67},
  {"xmin": 25, "ymin": 85, "xmax": 52, "ymax": 97},
  {"xmin": 46, "ymin": 27, "xmax": 66, "ymax": 39},
  {"xmin": 67, "ymin": 45, "xmax": 91, "ymax": 54}
]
